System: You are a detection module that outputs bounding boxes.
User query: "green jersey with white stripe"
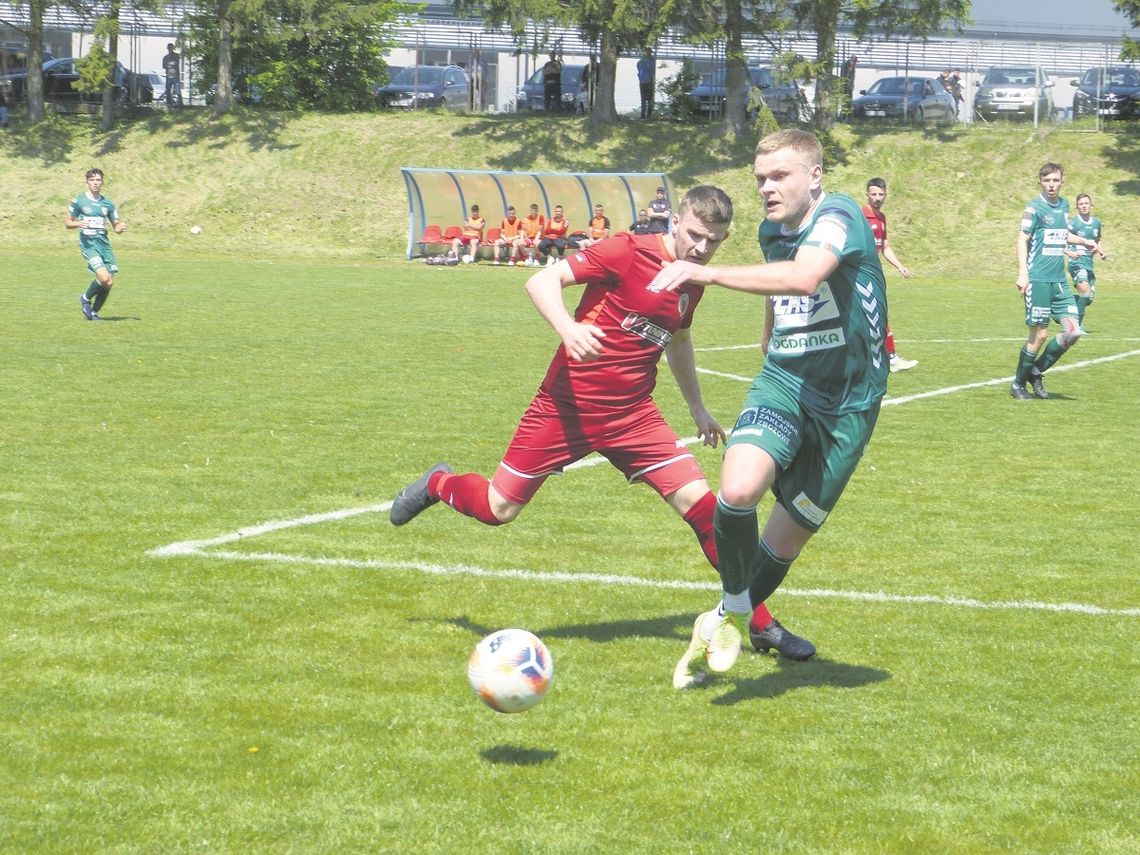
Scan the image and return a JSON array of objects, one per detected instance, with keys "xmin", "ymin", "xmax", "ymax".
[
  {"xmin": 1021, "ymin": 194, "xmax": 1069, "ymax": 282},
  {"xmin": 1066, "ymin": 213, "xmax": 1101, "ymax": 273},
  {"xmin": 758, "ymin": 192, "xmax": 888, "ymax": 415}
]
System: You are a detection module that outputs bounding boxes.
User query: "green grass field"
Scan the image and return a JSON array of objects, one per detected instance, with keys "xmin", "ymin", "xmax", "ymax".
[{"xmin": 1, "ymin": 112, "xmax": 1138, "ymax": 852}]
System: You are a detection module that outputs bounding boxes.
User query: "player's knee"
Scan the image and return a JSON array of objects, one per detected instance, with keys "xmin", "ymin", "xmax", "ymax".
[
  {"xmin": 489, "ymin": 496, "xmax": 523, "ymax": 524},
  {"xmin": 1059, "ymin": 326, "xmax": 1083, "ymax": 348}
]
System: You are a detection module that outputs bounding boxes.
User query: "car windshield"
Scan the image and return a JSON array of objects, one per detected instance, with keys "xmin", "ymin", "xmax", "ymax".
[
  {"xmin": 867, "ymin": 78, "xmax": 920, "ymax": 95},
  {"xmin": 699, "ymin": 67, "xmax": 771, "ymax": 88},
  {"xmin": 1083, "ymin": 68, "xmax": 1140, "ymax": 87},
  {"xmin": 984, "ymin": 68, "xmax": 1039, "ymax": 86},
  {"xmin": 392, "ymin": 67, "xmax": 445, "ymax": 85}
]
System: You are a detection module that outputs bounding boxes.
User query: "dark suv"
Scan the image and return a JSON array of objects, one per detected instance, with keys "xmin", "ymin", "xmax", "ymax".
[
  {"xmin": 1071, "ymin": 66, "xmax": 1140, "ymax": 120},
  {"xmin": 974, "ymin": 66, "xmax": 1054, "ymax": 121},
  {"xmin": 374, "ymin": 65, "xmax": 470, "ymax": 110},
  {"xmin": 517, "ymin": 64, "xmax": 588, "ymax": 112},
  {"xmin": 689, "ymin": 66, "xmax": 804, "ymax": 123}
]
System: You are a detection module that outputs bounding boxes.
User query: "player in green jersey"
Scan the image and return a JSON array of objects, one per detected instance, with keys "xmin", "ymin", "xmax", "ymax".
[
  {"xmin": 650, "ymin": 129, "xmax": 889, "ymax": 687},
  {"xmin": 1065, "ymin": 193, "xmax": 1105, "ymax": 328},
  {"xmin": 1011, "ymin": 163, "xmax": 1098, "ymax": 400},
  {"xmin": 66, "ymin": 167, "xmax": 127, "ymax": 320}
]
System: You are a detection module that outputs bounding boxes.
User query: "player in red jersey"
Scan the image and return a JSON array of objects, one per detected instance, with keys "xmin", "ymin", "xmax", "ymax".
[
  {"xmin": 862, "ymin": 177, "xmax": 917, "ymax": 372},
  {"xmin": 390, "ymin": 185, "xmax": 815, "ymax": 661}
]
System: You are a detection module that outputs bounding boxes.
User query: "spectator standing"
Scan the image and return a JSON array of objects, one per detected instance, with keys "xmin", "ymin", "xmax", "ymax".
[
  {"xmin": 842, "ymin": 54, "xmax": 858, "ymax": 100},
  {"xmin": 637, "ymin": 50, "xmax": 656, "ymax": 118},
  {"xmin": 647, "ymin": 186, "xmax": 671, "ymax": 234},
  {"xmin": 629, "ymin": 209, "xmax": 653, "ymax": 235},
  {"xmin": 538, "ymin": 205, "xmax": 570, "ymax": 266},
  {"xmin": 862, "ymin": 178, "xmax": 918, "ymax": 372},
  {"xmin": 950, "ymin": 69, "xmax": 965, "ymax": 117},
  {"xmin": 0, "ymin": 87, "xmax": 8, "ymax": 128},
  {"xmin": 450, "ymin": 204, "xmax": 485, "ymax": 262},
  {"xmin": 543, "ymin": 54, "xmax": 562, "ymax": 112},
  {"xmin": 162, "ymin": 43, "xmax": 181, "ymax": 107}
]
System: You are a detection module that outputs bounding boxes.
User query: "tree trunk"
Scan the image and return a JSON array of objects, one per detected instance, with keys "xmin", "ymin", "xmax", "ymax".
[
  {"xmin": 588, "ymin": 28, "xmax": 619, "ymax": 127},
  {"xmin": 26, "ymin": 0, "xmax": 47, "ymax": 122},
  {"xmin": 811, "ymin": 0, "xmax": 840, "ymax": 130},
  {"xmin": 722, "ymin": 0, "xmax": 750, "ymax": 141},
  {"xmin": 101, "ymin": 0, "xmax": 122, "ymax": 132},
  {"xmin": 214, "ymin": 0, "xmax": 234, "ymax": 117}
]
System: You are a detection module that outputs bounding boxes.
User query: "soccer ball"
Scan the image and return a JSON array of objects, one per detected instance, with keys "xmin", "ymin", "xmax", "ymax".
[
  {"xmin": 467, "ymin": 629, "xmax": 554, "ymax": 713},
  {"xmin": 190, "ymin": 225, "xmax": 202, "ymax": 235}
]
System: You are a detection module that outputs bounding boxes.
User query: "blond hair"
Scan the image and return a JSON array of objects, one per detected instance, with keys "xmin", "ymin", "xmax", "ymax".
[{"xmin": 755, "ymin": 129, "xmax": 823, "ymax": 169}]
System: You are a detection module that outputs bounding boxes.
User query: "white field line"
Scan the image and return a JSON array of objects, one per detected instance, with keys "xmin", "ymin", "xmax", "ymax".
[{"xmin": 148, "ymin": 345, "xmax": 1140, "ymax": 618}]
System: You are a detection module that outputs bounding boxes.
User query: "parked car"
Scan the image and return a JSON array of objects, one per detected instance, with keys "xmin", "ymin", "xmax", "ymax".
[
  {"xmin": 689, "ymin": 66, "xmax": 804, "ymax": 122},
  {"xmin": 516, "ymin": 64, "xmax": 587, "ymax": 112},
  {"xmin": 374, "ymin": 64, "xmax": 470, "ymax": 110},
  {"xmin": 0, "ymin": 57, "xmax": 152, "ymax": 105},
  {"xmin": 1070, "ymin": 66, "xmax": 1140, "ymax": 119},
  {"xmin": 850, "ymin": 76, "xmax": 956, "ymax": 123},
  {"xmin": 974, "ymin": 66, "xmax": 1054, "ymax": 121}
]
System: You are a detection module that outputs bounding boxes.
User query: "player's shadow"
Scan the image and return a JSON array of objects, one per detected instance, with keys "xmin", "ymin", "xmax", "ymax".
[
  {"xmin": 93, "ymin": 315, "xmax": 141, "ymax": 322},
  {"xmin": 481, "ymin": 745, "xmax": 559, "ymax": 766},
  {"xmin": 709, "ymin": 657, "xmax": 892, "ymax": 706}
]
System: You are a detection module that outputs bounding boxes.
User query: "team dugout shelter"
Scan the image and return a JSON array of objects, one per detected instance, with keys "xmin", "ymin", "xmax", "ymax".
[{"xmin": 401, "ymin": 167, "xmax": 678, "ymax": 259}]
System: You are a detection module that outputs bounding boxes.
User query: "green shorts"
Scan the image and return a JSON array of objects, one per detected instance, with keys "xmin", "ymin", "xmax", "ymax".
[
  {"xmin": 81, "ymin": 239, "xmax": 119, "ymax": 275},
  {"xmin": 725, "ymin": 373, "xmax": 881, "ymax": 533},
  {"xmin": 1024, "ymin": 280, "xmax": 1077, "ymax": 327},
  {"xmin": 1067, "ymin": 264, "xmax": 1096, "ymax": 298}
]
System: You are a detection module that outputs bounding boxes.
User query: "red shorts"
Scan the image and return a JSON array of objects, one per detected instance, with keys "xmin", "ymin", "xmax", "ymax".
[{"xmin": 492, "ymin": 392, "xmax": 706, "ymax": 505}]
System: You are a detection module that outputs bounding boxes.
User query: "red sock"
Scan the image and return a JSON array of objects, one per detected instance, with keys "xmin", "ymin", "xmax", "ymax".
[
  {"xmin": 750, "ymin": 602, "xmax": 774, "ymax": 631},
  {"xmin": 682, "ymin": 490, "xmax": 718, "ymax": 569},
  {"xmin": 885, "ymin": 325, "xmax": 896, "ymax": 358},
  {"xmin": 430, "ymin": 471, "xmax": 504, "ymax": 526}
]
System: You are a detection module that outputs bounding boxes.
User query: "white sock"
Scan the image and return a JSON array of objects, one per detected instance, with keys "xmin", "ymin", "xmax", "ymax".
[{"xmin": 722, "ymin": 592, "xmax": 752, "ymax": 615}]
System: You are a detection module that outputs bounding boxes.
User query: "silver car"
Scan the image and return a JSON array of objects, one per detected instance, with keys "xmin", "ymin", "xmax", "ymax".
[{"xmin": 974, "ymin": 66, "xmax": 1054, "ymax": 122}]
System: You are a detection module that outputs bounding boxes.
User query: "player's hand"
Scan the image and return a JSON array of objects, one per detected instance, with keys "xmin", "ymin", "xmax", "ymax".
[
  {"xmin": 562, "ymin": 323, "xmax": 606, "ymax": 363},
  {"xmin": 899, "ymin": 266, "xmax": 911, "ymax": 279},
  {"xmin": 1015, "ymin": 275, "xmax": 1029, "ymax": 296},
  {"xmin": 691, "ymin": 407, "xmax": 727, "ymax": 448},
  {"xmin": 114, "ymin": 222, "xmax": 127, "ymax": 234},
  {"xmin": 648, "ymin": 259, "xmax": 709, "ymax": 293}
]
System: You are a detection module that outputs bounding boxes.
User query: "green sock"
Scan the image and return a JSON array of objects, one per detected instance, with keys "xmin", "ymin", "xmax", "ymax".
[
  {"xmin": 1032, "ymin": 337, "xmax": 1066, "ymax": 374},
  {"xmin": 713, "ymin": 498, "xmax": 759, "ymax": 596},
  {"xmin": 748, "ymin": 540, "xmax": 794, "ymax": 607},
  {"xmin": 1075, "ymin": 295, "xmax": 1090, "ymax": 324},
  {"xmin": 1015, "ymin": 346, "xmax": 1037, "ymax": 384},
  {"xmin": 85, "ymin": 281, "xmax": 100, "ymax": 300},
  {"xmin": 92, "ymin": 286, "xmax": 110, "ymax": 312}
]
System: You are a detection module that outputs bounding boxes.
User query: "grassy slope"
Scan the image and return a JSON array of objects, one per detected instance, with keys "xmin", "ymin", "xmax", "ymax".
[{"xmin": 2, "ymin": 110, "xmax": 1138, "ymax": 266}]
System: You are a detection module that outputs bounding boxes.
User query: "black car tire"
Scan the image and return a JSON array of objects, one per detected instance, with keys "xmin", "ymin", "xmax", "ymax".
[{"xmin": 912, "ymin": 105, "xmax": 924, "ymax": 124}]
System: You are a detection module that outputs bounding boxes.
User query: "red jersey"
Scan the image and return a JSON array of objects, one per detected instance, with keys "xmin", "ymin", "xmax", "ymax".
[
  {"xmin": 861, "ymin": 204, "xmax": 886, "ymax": 253},
  {"xmin": 542, "ymin": 232, "xmax": 705, "ymax": 410}
]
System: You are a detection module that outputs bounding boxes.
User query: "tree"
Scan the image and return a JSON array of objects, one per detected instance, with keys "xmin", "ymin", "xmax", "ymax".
[
  {"xmin": 789, "ymin": 0, "xmax": 970, "ymax": 129},
  {"xmin": 189, "ymin": 0, "xmax": 399, "ymax": 115},
  {"xmin": 1115, "ymin": 1, "xmax": 1140, "ymax": 60},
  {"xmin": 0, "ymin": 0, "xmax": 51, "ymax": 121}
]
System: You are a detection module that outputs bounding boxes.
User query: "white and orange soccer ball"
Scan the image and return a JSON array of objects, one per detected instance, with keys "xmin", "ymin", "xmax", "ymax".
[{"xmin": 467, "ymin": 629, "xmax": 554, "ymax": 713}]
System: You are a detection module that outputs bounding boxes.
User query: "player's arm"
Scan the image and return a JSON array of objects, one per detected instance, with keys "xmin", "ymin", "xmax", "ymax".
[
  {"xmin": 650, "ymin": 244, "xmax": 838, "ymax": 297},
  {"xmin": 880, "ymin": 239, "xmax": 910, "ymax": 278},
  {"xmin": 1066, "ymin": 230, "xmax": 1096, "ymax": 250},
  {"xmin": 111, "ymin": 215, "xmax": 126, "ymax": 234},
  {"xmin": 664, "ymin": 327, "xmax": 726, "ymax": 448},
  {"xmin": 524, "ymin": 264, "xmax": 606, "ymax": 363},
  {"xmin": 1016, "ymin": 229, "xmax": 1030, "ymax": 293},
  {"xmin": 761, "ymin": 298, "xmax": 775, "ymax": 351}
]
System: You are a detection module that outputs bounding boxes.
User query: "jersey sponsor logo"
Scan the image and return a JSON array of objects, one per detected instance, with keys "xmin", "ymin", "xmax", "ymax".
[
  {"xmin": 791, "ymin": 491, "xmax": 828, "ymax": 527},
  {"xmin": 732, "ymin": 406, "xmax": 797, "ymax": 443},
  {"xmin": 771, "ymin": 283, "xmax": 839, "ymax": 329},
  {"xmin": 620, "ymin": 312, "xmax": 671, "ymax": 348},
  {"xmin": 575, "ymin": 253, "xmax": 586, "ymax": 263},
  {"xmin": 1043, "ymin": 228, "xmax": 1068, "ymax": 245},
  {"xmin": 769, "ymin": 327, "xmax": 846, "ymax": 354}
]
